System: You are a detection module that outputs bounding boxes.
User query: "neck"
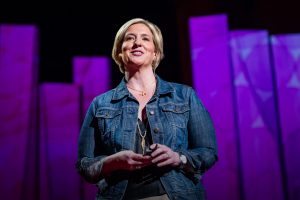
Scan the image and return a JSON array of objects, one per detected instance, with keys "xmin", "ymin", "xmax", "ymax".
[
  {"xmin": 125, "ymin": 67, "xmax": 156, "ymax": 89},
  {"xmin": 125, "ymin": 67, "xmax": 156, "ymax": 97}
]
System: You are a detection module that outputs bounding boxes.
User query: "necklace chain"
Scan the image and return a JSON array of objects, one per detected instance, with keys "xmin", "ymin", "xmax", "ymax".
[
  {"xmin": 137, "ymin": 120, "xmax": 147, "ymax": 138},
  {"xmin": 127, "ymin": 85, "xmax": 147, "ymax": 96},
  {"xmin": 126, "ymin": 80, "xmax": 156, "ymax": 96},
  {"xmin": 137, "ymin": 120, "xmax": 148, "ymax": 155}
]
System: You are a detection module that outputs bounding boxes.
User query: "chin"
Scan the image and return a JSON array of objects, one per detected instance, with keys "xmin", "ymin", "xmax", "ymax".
[{"xmin": 128, "ymin": 60, "xmax": 145, "ymax": 66}]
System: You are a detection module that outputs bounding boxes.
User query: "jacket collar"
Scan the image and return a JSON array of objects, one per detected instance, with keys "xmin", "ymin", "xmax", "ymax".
[{"xmin": 111, "ymin": 74, "xmax": 175, "ymax": 101}]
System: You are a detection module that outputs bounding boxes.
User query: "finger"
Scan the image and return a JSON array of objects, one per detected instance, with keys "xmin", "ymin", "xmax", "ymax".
[
  {"xmin": 150, "ymin": 145, "xmax": 166, "ymax": 157},
  {"xmin": 137, "ymin": 158, "xmax": 153, "ymax": 166},
  {"xmin": 132, "ymin": 161, "xmax": 152, "ymax": 171},
  {"xmin": 151, "ymin": 152, "xmax": 170, "ymax": 163},
  {"xmin": 156, "ymin": 159, "xmax": 172, "ymax": 167},
  {"xmin": 128, "ymin": 159, "xmax": 144, "ymax": 166},
  {"xmin": 130, "ymin": 152, "xmax": 146, "ymax": 159},
  {"xmin": 132, "ymin": 154, "xmax": 152, "ymax": 162},
  {"xmin": 150, "ymin": 150, "xmax": 163, "ymax": 158},
  {"xmin": 150, "ymin": 143, "xmax": 158, "ymax": 150}
]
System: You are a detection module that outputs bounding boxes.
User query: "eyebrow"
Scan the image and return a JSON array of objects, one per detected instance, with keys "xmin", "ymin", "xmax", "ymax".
[{"xmin": 125, "ymin": 33, "xmax": 151, "ymax": 37}]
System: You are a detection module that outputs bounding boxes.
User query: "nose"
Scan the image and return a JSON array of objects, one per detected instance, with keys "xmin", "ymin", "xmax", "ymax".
[{"xmin": 134, "ymin": 37, "xmax": 142, "ymax": 46}]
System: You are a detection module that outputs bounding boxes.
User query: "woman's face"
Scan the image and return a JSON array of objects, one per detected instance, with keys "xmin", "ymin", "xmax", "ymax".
[{"xmin": 120, "ymin": 23, "xmax": 156, "ymax": 70}]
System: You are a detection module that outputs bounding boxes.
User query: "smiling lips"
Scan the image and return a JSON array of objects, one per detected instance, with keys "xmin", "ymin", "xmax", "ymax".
[{"xmin": 131, "ymin": 50, "xmax": 144, "ymax": 56}]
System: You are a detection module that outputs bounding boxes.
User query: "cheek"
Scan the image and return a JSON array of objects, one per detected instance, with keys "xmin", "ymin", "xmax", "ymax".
[
  {"xmin": 119, "ymin": 44, "xmax": 129, "ymax": 59},
  {"xmin": 148, "ymin": 45, "xmax": 156, "ymax": 55},
  {"xmin": 120, "ymin": 46, "xmax": 126, "ymax": 54},
  {"xmin": 121, "ymin": 42, "xmax": 132, "ymax": 51}
]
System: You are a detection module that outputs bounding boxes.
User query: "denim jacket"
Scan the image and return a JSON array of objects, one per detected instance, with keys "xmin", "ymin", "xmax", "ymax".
[{"xmin": 77, "ymin": 75, "xmax": 218, "ymax": 200}]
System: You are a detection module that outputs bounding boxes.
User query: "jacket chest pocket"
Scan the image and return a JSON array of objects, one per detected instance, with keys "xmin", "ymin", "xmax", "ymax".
[
  {"xmin": 96, "ymin": 108, "xmax": 122, "ymax": 147},
  {"xmin": 96, "ymin": 108, "xmax": 122, "ymax": 133},
  {"xmin": 161, "ymin": 103, "xmax": 190, "ymax": 128}
]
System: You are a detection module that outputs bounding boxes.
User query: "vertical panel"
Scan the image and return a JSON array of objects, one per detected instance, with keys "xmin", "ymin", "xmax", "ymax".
[
  {"xmin": 73, "ymin": 56, "xmax": 111, "ymax": 200},
  {"xmin": 73, "ymin": 56, "xmax": 111, "ymax": 112},
  {"xmin": 271, "ymin": 34, "xmax": 300, "ymax": 200},
  {"xmin": 39, "ymin": 84, "xmax": 81, "ymax": 200},
  {"xmin": 189, "ymin": 15, "xmax": 240, "ymax": 200},
  {"xmin": 230, "ymin": 30, "xmax": 284, "ymax": 200},
  {"xmin": 0, "ymin": 25, "xmax": 38, "ymax": 200}
]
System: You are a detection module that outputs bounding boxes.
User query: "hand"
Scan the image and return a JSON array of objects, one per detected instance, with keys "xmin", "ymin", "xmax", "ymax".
[
  {"xmin": 149, "ymin": 144, "xmax": 181, "ymax": 167},
  {"xmin": 102, "ymin": 150, "xmax": 152, "ymax": 173}
]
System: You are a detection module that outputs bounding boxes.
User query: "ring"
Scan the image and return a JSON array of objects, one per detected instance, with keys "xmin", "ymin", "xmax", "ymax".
[{"xmin": 166, "ymin": 153, "xmax": 169, "ymax": 158}]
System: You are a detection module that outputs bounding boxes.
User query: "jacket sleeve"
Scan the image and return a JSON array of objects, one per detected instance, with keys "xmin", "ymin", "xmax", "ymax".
[
  {"xmin": 76, "ymin": 98, "xmax": 107, "ymax": 184},
  {"xmin": 181, "ymin": 88, "xmax": 218, "ymax": 176}
]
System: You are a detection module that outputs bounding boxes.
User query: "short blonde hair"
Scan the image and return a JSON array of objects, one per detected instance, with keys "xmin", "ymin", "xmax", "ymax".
[{"xmin": 112, "ymin": 18, "xmax": 164, "ymax": 73}]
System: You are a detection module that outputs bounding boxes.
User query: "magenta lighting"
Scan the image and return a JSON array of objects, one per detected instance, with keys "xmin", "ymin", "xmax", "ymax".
[
  {"xmin": 271, "ymin": 34, "xmax": 300, "ymax": 200},
  {"xmin": 230, "ymin": 30, "xmax": 284, "ymax": 200},
  {"xmin": 189, "ymin": 14, "xmax": 240, "ymax": 200},
  {"xmin": 0, "ymin": 25, "xmax": 39, "ymax": 200},
  {"xmin": 1, "ymin": 14, "xmax": 299, "ymax": 200},
  {"xmin": 73, "ymin": 56, "xmax": 111, "ymax": 200},
  {"xmin": 189, "ymin": 14, "xmax": 300, "ymax": 200}
]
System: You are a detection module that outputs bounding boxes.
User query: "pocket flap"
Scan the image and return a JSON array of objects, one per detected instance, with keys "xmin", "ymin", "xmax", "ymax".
[
  {"xmin": 96, "ymin": 108, "xmax": 121, "ymax": 118},
  {"xmin": 161, "ymin": 103, "xmax": 190, "ymax": 113}
]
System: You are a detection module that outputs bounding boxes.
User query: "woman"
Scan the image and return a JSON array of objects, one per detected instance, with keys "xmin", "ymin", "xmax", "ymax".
[{"xmin": 76, "ymin": 18, "xmax": 218, "ymax": 200}]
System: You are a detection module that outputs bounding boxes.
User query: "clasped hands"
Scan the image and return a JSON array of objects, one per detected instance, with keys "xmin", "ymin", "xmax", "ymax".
[{"xmin": 106, "ymin": 144, "xmax": 181, "ymax": 172}]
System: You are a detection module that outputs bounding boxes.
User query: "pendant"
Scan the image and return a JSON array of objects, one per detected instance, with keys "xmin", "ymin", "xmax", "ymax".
[
  {"xmin": 141, "ymin": 137, "xmax": 145, "ymax": 155},
  {"xmin": 141, "ymin": 91, "xmax": 146, "ymax": 96}
]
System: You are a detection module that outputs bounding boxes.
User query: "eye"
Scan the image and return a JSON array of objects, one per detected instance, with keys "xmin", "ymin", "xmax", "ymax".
[
  {"xmin": 142, "ymin": 37, "xmax": 150, "ymax": 41},
  {"xmin": 125, "ymin": 35, "xmax": 135, "ymax": 41}
]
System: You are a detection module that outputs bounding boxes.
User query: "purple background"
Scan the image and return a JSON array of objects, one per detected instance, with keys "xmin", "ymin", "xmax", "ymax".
[
  {"xmin": 39, "ymin": 84, "xmax": 81, "ymax": 200},
  {"xmin": 1, "ymin": 14, "xmax": 300, "ymax": 200},
  {"xmin": 229, "ymin": 30, "xmax": 284, "ymax": 200},
  {"xmin": 271, "ymin": 34, "xmax": 300, "ymax": 200},
  {"xmin": 189, "ymin": 15, "xmax": 240, "ymax": 200}
]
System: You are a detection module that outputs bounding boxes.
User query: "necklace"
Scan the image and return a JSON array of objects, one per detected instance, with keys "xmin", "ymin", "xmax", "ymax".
[
  {"xmin": 127, "ymin": 85, "xmax": 147, "ymax": 96},
  {"xmin": 137, "ymin": 120, "xmax": 147, "ymax": 155},
  {"xmin": 126, "ymin": 80, "xmax": 156, "ymax": 96}
]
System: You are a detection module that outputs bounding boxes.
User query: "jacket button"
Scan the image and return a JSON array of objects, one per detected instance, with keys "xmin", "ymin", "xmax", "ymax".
[
  {"xmin": 149, "ymin": 110, "xmax": 155, "ymax": 115},
  {"xmin": 153, "ymin": 128, "xmax": 159, "ymax": 133}
]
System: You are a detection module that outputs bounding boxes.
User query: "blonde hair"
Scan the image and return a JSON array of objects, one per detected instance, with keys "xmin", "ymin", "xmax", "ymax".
[{"xmin": 112, "ymin": 18, "xmax": 164, "ymax": 73}]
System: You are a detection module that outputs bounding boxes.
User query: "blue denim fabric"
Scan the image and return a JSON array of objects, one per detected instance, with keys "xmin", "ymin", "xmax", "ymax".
[{"xmin": 77, "ymin": 75, "xmax": 218, "ymax": 200}]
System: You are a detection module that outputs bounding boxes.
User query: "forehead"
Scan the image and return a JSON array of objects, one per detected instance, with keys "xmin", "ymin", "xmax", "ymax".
[{"xmin": 125, "ymin": 23, "xmax": 153, "ymax": 36}]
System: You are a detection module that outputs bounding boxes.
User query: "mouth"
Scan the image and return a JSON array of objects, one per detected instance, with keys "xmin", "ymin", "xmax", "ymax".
[{"xmin": 131, "ymin": 50, "xmax": 144, "ymax": 56}]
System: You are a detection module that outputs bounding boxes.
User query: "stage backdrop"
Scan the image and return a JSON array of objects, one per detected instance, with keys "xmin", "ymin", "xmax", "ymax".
[
  {"xmin": 271, "ymin": 34, "xmax": 300, "ymax": 200},
  {"xmin": 0, "ymin": 25, "xmax": 39, "ymax": 200},
  {"xmin": 189, "ymin": 15, "xmax": 240, "ymax": 200},
  {"xmin": 1, "ymin": 15, "xmax": 300, "ymax": 200}
]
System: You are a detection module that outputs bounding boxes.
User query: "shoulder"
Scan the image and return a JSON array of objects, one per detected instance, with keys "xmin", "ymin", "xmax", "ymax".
[
  {"xmin": 162, "ymin": 80, "xmax": 204, "ymax": 106},
  {"xmin": 158, "ymin": 79, "xmax": 197, "ymax": 105},
  {"xmin": 90, "ymin": 88, "xmax": 116, "ymax": 107},
  {"xmin": 168, "ymin": 81, "xmax": 193, "ymax": 90},
  {"xmin": 165, "ymin": 81, "xmax": 195, "ymax": 97}
]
